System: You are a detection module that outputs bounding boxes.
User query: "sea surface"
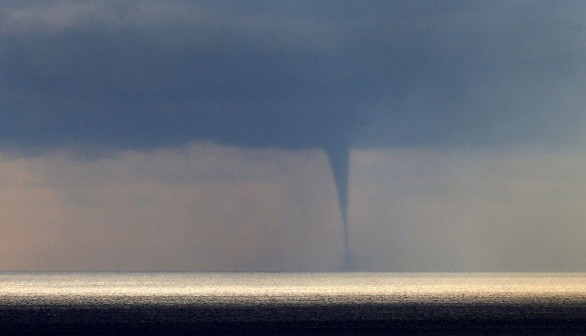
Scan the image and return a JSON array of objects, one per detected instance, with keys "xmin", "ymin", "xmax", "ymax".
[{"xmin": 1, "ymin": 272, "xmax": 586, "ymax": 335}]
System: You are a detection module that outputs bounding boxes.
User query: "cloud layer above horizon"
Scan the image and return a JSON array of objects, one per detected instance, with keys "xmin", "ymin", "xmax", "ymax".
[
  {"xmin": 2, "ymin": 0, "xmax": 586, "ymax": 150},
  {"xmin": 2, "ymin": 1, "xmax": 586, "ymax": 271}
]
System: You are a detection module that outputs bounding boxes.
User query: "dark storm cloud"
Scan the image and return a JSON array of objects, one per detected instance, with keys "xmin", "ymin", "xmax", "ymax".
[{"xmin": 1, "ymin": 0, "xmax": 585, "ymax": 152}]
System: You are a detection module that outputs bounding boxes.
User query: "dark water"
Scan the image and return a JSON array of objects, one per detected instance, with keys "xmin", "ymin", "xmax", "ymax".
[{"xmin": 1, "ymin": 272, "xmax": 586, "ymax": 335}]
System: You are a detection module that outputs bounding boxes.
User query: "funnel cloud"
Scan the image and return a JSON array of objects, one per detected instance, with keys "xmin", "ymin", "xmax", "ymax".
[{"xmin": 325, "ymin": 144, "xmax": 350, "ymax": 270}]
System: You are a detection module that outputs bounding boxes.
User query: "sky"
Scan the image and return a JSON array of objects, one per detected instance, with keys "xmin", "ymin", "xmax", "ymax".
[{"xmin": 1, "ymin": 0, "xmax": 586, "ymax": 271}]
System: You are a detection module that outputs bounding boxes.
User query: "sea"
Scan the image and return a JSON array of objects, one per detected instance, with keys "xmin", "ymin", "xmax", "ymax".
[{"xmin": 1, "ymin": 272, "xmax": 585, "ymax": 335}]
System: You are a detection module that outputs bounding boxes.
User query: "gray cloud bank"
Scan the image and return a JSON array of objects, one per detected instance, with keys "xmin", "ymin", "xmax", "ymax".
[{"xmin": 2, "ymin": 0, "xmax": 586, "ymax": 152}]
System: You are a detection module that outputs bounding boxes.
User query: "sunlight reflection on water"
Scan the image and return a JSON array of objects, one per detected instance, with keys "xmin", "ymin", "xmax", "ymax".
[{"xmin": 1, "ymin": 272, "xmax": 585, "ymax": 305}]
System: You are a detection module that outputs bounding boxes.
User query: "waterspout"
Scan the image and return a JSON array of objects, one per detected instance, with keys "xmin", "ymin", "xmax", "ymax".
[{"xmin": 325, "ymin": 144, "xmax": 351, "ymax": 271}]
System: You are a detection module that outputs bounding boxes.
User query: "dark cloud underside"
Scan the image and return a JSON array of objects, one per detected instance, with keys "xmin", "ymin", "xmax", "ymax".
[{"xmin": 1, "ymin": 1, "xmax": 585, "ymax": 152}]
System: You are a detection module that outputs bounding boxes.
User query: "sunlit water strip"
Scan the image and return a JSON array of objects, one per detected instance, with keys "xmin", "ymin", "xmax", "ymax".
[
  {"xmin": 1, "ymin": 272, "xmax": 586, "ymax": 302},
  {"xmin": 1, "ymin": 273, "xmax": 586, "ymax": 335}
]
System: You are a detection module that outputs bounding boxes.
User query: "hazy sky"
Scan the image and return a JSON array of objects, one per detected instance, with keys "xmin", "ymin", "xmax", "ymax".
[{"xmin": 2, "ymin": 1, "xmax": 586, "ymax": 271}]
